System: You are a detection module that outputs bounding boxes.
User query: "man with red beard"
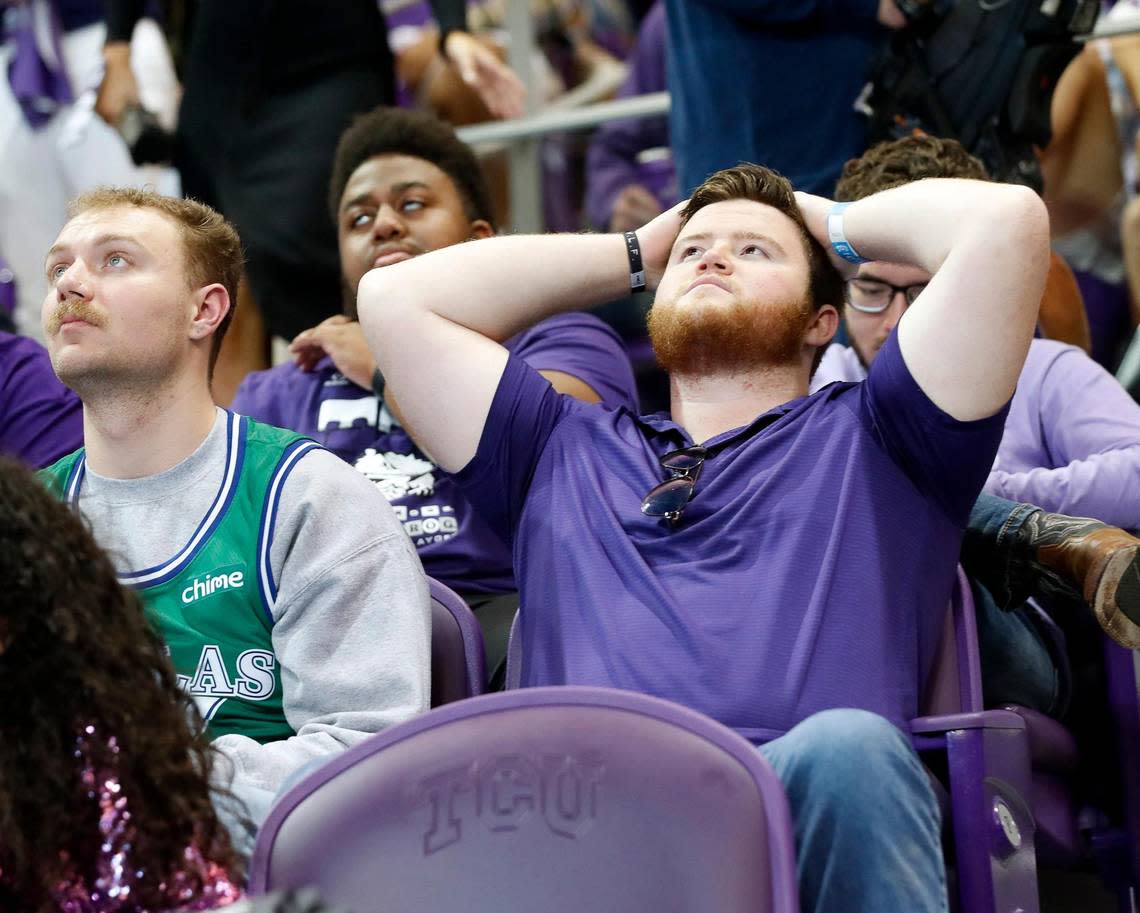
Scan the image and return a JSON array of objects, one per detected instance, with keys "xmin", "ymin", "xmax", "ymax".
[{"xmin": 356, "ymin": 163, "xmax": 1050, "ymax": 913}]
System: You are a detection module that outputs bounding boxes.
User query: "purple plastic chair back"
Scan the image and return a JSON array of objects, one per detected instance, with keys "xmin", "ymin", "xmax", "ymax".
[
  {"xmin": 428, "ymin": 577, "xmax": 485, "ymax": 707},
  {"xmin": 911, "ymin": 567, "xmax": 1041, "ymax": 913},
  {"xmin": 921, "ymin": 566, "xmax": 984, "ymax": 716},
  {"xmin": 249, "ymin": 686, "xmax": 800, "ymax": 913}
]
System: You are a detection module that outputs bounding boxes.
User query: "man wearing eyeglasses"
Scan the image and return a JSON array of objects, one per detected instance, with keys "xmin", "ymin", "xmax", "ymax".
[
  {"xmin": 816, "ymin": 135, "xmax": 1140, "ymax": 634},
  {"xmin": 357, "ymin": 160, "xmax": 1048, "ymax": 913},
  {"xmin": 812, "ymin": 136, "xmax": 1140, "ymax": 790}
]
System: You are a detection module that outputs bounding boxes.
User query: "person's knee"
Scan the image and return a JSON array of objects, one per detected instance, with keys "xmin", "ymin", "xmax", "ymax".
[
  {"xmin": 791, "ymin": 707, "xmax": 908, "ymax": 756},
  {"xmin": 773, "ymin": 709, "xmax": 929, "ymax": 804}
]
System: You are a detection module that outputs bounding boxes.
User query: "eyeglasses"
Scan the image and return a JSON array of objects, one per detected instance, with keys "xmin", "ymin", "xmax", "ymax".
[
  {"xmin": 641, "ymin": 445, "xmax": 707, "ymax": 526},
  {"xmin": 844, "ymin": 278, "xmax": 927, "ymax": 314}
]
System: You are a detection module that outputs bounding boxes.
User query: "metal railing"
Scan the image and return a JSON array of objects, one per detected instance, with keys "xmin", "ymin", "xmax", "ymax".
[{"xmin": 462, "ymin": 7, "xmax": 1140, "ymax": 233}]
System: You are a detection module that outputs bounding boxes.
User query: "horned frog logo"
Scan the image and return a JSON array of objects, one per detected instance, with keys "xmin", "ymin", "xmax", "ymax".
[{"xmin": 354, "ymin": 448, "xmax": 437, "ymax": 500}]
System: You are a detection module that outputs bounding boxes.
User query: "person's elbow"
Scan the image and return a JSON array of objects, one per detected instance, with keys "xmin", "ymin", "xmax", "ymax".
[
  {"xmin": 357, "ymin": 264, "xmax": 424, "ymax": 341},
  {"xmin": 985, "ymin": 184, "xmax": 1052, "ymax": 259}
]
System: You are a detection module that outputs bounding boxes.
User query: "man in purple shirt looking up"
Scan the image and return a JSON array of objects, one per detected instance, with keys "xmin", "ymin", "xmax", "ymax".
[
  {"xmin": 231, "ymin": 108, "xmax": 638, "ymax": 686},
  {"xmin": 814, "ymin": 136, "xmax": 1140, "ymax": 665},
  {"xmin": 356, "ymin": 154, "xmax": 1050, "ymax": 911}
]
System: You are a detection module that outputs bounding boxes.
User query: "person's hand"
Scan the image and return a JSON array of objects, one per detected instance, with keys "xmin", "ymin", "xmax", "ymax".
[
  {"xmin": 608, "ymin": 184, "xmax": 664, "ymax": 233},
  {"xmin": 877, "ymin": 0, "xmax": 908, "ymax": 28},
  {"xmin": 794, "ymin": 190, "xmax": 861, "ymax": 280},
  {"xmin": 634, "ymin": 200, "xmax": 688, "ymax": 290},
  {"xmin": 289, "ymin": 316, "xmax": 376, "ymax": 390},
  {"xmin": 442, "ymin": 31, "xmax": 526, "ymax": 119},
  {"xmin": 95, "ymin": 42, "xmax": 140, "ymax": 126}
]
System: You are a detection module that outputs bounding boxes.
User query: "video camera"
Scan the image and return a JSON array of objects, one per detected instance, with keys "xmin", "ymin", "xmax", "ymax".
[{"xmin": 860, "ymin": 0, "xmax": 1100, "ymax": 190}]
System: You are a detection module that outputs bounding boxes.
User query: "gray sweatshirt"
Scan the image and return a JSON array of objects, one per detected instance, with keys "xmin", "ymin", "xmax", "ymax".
[{"xmin": 74, "ymin": 408, "xmax": 431, "ymax": 837}]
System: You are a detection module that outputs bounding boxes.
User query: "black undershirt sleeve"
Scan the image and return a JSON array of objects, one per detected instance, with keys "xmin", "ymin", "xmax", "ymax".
[
  {"xmin": 104, "ymin": 0, "xmax": 147, "ymax": 43},
  {"xmin": 428, "ymin": 0, "xmax": 468, "ymax": 53}
]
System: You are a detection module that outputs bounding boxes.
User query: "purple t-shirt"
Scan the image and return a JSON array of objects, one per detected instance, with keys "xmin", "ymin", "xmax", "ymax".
[
  {"xmin": 0, "ymin": 332, "xmax": 83, "ymax": 468},
  {"xmin": 231, "ymin": 312, "xmax": 638, "ymax": 594},
  {"xmin": 455, "ymin": 331, "xmax": 1007, "ymax": 742}
]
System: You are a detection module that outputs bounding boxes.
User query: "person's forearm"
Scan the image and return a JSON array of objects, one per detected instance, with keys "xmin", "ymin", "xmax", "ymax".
[
  {"xmin": 985, "ymin": 449, "xmax": 1140, "ymax": 530},
  {"xmin": 838, "ymin": 178, "xmax": 1046, "ymax": 276},
  {"xmin": 358, "ymin": 233, "xmax": 630, "ymax": 343},
  {"xmin": 810, "ymin": 177, "xmax": 1048, "ymax": 420}
]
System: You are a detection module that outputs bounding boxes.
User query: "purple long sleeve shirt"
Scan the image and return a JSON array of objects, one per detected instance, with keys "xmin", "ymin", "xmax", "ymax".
[
  {"xmin": 583, "ymin": 2, "xmax": 672, "ymax": 229},
  {"xmin": 813, "ymin": 338, "xmax": 1140, "ymax": 529},
  {"xmin": 0, "ymin": 331, "xmax": 83, "ymax": 468}
]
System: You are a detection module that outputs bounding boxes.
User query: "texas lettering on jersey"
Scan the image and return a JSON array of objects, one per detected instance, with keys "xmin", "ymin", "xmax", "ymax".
[{"xmin": 175, "ymin": 644, "xmax": 277, "ymax": 723}]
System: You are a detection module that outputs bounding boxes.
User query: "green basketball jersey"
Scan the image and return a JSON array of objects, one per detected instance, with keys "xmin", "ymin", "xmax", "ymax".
[{"xmin": 40, "ymin": 412, "xmax": 320, "ymax": 743}]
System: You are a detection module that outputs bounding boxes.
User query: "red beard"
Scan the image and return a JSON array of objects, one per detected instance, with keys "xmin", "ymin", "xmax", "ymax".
[{"xmin": 647, "ymin": 291, "xmax": 814, "ymax": 376}]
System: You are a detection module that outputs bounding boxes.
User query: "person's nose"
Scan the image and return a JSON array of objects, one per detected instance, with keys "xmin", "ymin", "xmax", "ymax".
[
  {"xmin": 53, "ymin": 260, "xmax": 92, "ymax": 303},
  {"xmin": 697, "ymin": 241, "xmax": 731, "ymax": 273},
  {"xmin": 372, "ymin": 204, "xmax": 407, "ymax": 242},
  {"xmin": 881, "ymin": 289, "xmax": 909, "ymax": 332}
]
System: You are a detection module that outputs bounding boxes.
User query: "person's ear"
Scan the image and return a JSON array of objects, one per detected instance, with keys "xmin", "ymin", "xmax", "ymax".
[
  {"xmin": 805, "ymin": 304, "xmax": 840, "ymax": 347},
  {"xmin": 189, "ymin": 283, "xmax": 230, "ymax": 341},
  {"xmin": 468, "ymin": 219, "xmax": 494, "ymax": 241}
]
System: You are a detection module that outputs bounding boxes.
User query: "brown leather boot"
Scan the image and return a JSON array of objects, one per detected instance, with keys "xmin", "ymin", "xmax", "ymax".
[{"xmin": 1016, "ymin": 510, "xmax": 1140, "ymax": 650}]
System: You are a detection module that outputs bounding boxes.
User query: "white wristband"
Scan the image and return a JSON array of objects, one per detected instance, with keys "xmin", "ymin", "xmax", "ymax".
[{"xmin": 826, "ymin": 202, "xmax": 868, "ymax": 264}]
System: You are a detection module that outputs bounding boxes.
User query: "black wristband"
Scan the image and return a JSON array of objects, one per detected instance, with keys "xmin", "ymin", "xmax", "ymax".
[
  {"xmin": 624, "ymin": 231, "xmax": 646, "ymax": 293},
  {"xmin": 371, "ymin": 367, "xmax": 386, "ymax": 399}
]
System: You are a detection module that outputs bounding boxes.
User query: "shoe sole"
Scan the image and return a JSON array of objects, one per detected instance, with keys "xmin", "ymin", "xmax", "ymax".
[{"xmin": 1090, "ymin": 544, "xmax": 1140, "ymax": 650}]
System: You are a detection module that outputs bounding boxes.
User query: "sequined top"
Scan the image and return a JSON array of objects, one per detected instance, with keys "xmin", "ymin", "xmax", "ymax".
[{"xmin": 51, "ymin": 725, "xmax": 243, "ymax": 913}]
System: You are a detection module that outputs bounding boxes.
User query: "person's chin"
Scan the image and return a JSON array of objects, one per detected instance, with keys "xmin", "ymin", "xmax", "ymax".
[
  {"xmin": 53, "ymin": 355, "xmax": 98, "ymax": 391},
  {"xmin": 848, "ymin": 341, "xmax": 876, "ymax": 371},
  {"xmin": 685, "ymin": 282, "xmax": 734, "ymax": 302}
]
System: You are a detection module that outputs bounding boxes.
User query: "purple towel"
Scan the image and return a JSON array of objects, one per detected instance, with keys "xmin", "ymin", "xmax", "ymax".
[{"xmin": 5, "ymin": 0, "xmax": 73, "ymax": 129}]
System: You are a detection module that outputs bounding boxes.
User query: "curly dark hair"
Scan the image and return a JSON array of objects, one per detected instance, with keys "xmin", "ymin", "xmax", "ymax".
[
  {"xmin": 0, "ymin": 456, "xmax": 240, "ymax": 912},
  {"xmin": 682, "ymin": 164, "xmax": 845, "ymax": 314},
  {"xmin": 835, "ymin": 134, "xmax": 991, "ymax": 202},
  {"xmin": 328, "ymin": 106, "xmax": 496, "ymax": 229}
]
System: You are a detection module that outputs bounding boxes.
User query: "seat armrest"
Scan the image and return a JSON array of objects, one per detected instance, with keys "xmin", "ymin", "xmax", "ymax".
[{"xmin": 910, "ymin": 710, "xmax": 1028, "ymax": 734}]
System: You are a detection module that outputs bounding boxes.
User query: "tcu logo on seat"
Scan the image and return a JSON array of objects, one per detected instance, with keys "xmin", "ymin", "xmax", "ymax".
[{"xmin": 412, "ymin": 752, "xmax": 605, "ymax": 855}]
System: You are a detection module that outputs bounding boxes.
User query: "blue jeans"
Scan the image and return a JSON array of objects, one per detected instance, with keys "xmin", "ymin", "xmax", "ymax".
[
  {"xmin": 963, "ymin": 493, "xmax": 1067, "ymax": 715},
  {"xmin": 760, "ymin": 709, "xmax": 947, "ymax": 913},
  {"xmin": 963, "ymin": 493, "xmax": 1040, "ymax": 608}
]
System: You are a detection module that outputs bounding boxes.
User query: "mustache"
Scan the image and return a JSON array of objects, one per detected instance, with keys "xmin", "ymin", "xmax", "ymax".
[{"xmin": 46, "ymin": 298, "xmax": 105, "ymax": 335}]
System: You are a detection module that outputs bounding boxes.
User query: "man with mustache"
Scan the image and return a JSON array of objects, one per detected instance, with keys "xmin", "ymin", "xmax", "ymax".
[
  {"xmin": 37, "ymin": 188, "xmax": 431, "ymax": 852},
  {"xmin": 355, "ymin": 162, "xmax": 1051, "ymax": 913},
  {"xmin": 232, "ymin": 107, "xmax": 638, "ymax": 685}
]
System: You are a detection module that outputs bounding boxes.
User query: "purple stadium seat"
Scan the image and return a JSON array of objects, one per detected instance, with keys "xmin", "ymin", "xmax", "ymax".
[
  {"xmin": 428, "ymin": 577, "xmax": 485, "ymax": 707},
  {"xmin": 911, "ymin": 567, "xmax": 1041, "ymax": 913},
  {"xmin": 248, "ymin": 686, "xmax": 800, "ymax": 913},
  {"xmin": 914, "ymin": 567, "xmax": 1140, "ymax": 913}
]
